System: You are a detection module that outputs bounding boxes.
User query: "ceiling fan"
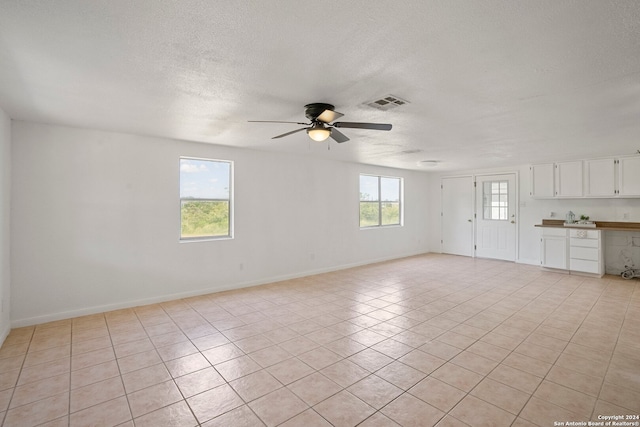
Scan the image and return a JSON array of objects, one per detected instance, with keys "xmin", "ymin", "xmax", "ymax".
[{"xmin": 249, "ymin": 103, "xmax": 392, "ymax": 143}]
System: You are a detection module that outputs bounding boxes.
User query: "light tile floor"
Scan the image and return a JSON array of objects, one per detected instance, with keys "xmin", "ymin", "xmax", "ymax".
[{"xmin": 0, "ymin": 254, "xmax": 639, "ymax": 426}]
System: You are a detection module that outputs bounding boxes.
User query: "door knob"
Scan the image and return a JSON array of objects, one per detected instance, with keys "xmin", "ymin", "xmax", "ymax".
[
  {"xmin": 468, "ymin": 219, "xmax": 472, "ymax": 222},
  {"xmin": 510, "ymin": 220, "xmax": 515, "ymax": 224}
]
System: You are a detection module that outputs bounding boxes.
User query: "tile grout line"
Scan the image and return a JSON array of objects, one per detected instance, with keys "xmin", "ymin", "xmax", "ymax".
[
  {"xmin": 1, "ymin": 256, "xmax": 637, "ymax": 426},
  {"xmin": 590, "ymin": 279, "xmax": 637, "ymax": 419},
  {"xmin": 507, "ymin": 275, "xmax": 623, "ymax": 426},
  {"xmin": 0, "ymin": 326, "xmax": 35, "ymax": 427}
]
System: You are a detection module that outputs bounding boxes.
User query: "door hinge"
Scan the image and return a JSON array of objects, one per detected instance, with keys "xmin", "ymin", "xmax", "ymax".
[
  {"xmin": 474, "ymin": 245, "xmax": 477, "ymax": 250},
  {"xmin": 441, "ymin": 240, "xmax": 443, "ymax": 244},
  {"xmin": 441, "ymin": 184, "xmax": 443, "ymax": 189},
  {"xmin": 474, "ymin": 181, "xmax": 477, "ymax": 187},
  {"xmin": 474, "ymin": 213, "xmax": 477, "ymax": 218},
  {"xmin": 441, "ymin": 212, "xmax": 443, "ymax": 216}
]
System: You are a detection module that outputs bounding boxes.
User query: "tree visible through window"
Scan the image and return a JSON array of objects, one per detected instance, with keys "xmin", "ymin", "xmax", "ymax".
[
  {"xmin": 360, "ymin": 174, "xmax": 402, "ymax": 227},
  {"xmin": 180, "ymin": 157, "xmax": 232, "ymax": 240}
]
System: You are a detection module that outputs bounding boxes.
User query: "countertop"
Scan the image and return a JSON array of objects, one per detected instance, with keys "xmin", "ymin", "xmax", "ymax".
[{"xmin": 535, "ymin": 219, "xmax": 640, "ymax": 232}]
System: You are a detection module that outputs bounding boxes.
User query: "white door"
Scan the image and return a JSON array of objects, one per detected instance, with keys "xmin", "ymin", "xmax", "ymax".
[
  {"xmin": 475, "ymin": 174, "xmax": 517, "ymax": 261},
  {"xmin": 441, "ymin": 176, "xmax": 474, "ymax": 257}
]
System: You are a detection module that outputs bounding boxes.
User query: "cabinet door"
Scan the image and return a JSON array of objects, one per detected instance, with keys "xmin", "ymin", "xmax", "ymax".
[
  {"xmin": 555, "ymin": 161, "xmax": 583, "ymax": 197},
  {"xmin": 541, "ymin": 236, "xmax": 568, "ymax": 269},
  {"xmin": 530, "ymin": 164, "xmax": 554, "ymax": 198},
  {"xmin": 584, "ymin": 158, "xmax": 616, "ymax": 197},
  {"xmin": 618, "ymin": 156, "xmax": 640, "ymax": 196}
]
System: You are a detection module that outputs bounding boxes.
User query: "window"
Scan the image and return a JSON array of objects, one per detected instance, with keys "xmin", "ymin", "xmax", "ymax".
[
  {"xmin": 180, "ymin": 157, "xmax": 232, "ymax": 240},
  {"xmin": 483, "ymin": 180, "xmax": 508, "ymax": 220},
  {"xmin": 359, "ymin": 174, "xmax": 402, "ymax": 227}
]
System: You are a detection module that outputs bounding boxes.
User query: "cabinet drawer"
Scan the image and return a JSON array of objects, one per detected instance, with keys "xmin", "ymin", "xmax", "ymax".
[
  {"xmin": 570, "ymin": 259, "xmax": 600, "ymax": 274},
  {"xmin": 570, "ymin": 246, "xmax": 599, "ymax": 261},
  {"xmin": 569, "ymin": 229, "xmax": 599, "ymax": 239},
  {"xmin": 570, "ymin": 237, "xmax": 599, "ymax": 248},
  {"xmin": 542, "ymin": 228, "xmax": 568, "ymax": 237}
]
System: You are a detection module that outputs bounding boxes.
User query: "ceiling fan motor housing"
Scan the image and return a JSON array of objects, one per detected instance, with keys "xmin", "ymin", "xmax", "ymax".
[{"xmin": 304, "ymin": 103, "xmax": 335, "ymax": 121}]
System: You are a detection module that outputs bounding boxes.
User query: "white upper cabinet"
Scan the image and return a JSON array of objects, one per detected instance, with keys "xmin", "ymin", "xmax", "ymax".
[
  {"xmin": 619, "ymin": 156, "xmax": 640, "ymax": 196},
  {"xmin": 555, "ymin": 161, "xmax": 583, "ymax": 197},
  {"xmin": 584, "ymin": 158, "xmax": 616, "ymax": 197},
  {"xmin": 530, "ymin": 155, "xmax": 640, "ymax": 199},
  {"xmin": 530, "ymin": 164, "xmax": 554, "ymax": 198}
]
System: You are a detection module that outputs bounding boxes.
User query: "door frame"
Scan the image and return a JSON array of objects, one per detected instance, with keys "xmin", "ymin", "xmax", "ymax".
[{"xmin": 441, "ymin": 171, "xmax": 519, "ymax": 261}]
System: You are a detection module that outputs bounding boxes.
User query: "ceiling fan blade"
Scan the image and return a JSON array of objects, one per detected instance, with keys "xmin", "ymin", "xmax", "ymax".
[
  {"xmin": 316, "ymin": 109, "xmax": 344, "ymax": 123},
  {"xmin": 332, "ymin": 122, "xmax": 392, "ymax": 131},
  {"xmin": 272, "ymin": 127, "xmax": 308, "ymax": 139},
  {"xmin": 330, "ymin": 128, "xmax": 350, "ymax": 143},
  {"xmin": 249, "ymin": 120, "xmax": 309, "ymax": 125}
]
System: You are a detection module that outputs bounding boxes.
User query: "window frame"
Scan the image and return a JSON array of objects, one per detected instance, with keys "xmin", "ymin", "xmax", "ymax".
[
  {"xmin": 482, "ymin": 180, "xmax": 509, "ymax": 221},
  {"xmin": 359, "ymin": 173, "xmax": 403, "ymax": 229},
  {"xmin": 179, "ymin": 156, "xmax": 234, "ymax": 242}
]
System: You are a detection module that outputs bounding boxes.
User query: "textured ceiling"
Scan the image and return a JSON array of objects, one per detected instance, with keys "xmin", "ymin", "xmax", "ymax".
[{"xmin": 1, "ymin": 0, "xmax": 639, "ymax": 171}]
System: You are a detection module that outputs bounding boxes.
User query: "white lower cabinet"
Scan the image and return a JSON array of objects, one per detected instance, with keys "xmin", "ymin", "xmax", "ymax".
[
  {"xmin": 541, "ymin": 228, "xmax": 568, "ymax": 270},
  {"xmin": 540, "ymin": 228, "xmax": 604, "ymax": 276},
  {"xmin": 568, "ymin": 229, "xmax": 603, "ymax": 276}
]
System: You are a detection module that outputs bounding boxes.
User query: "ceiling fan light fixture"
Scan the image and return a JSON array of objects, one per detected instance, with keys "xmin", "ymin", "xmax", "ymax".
[{"xmin": 307, "ymin": 126, "xmax": 331, "ymax": 142}]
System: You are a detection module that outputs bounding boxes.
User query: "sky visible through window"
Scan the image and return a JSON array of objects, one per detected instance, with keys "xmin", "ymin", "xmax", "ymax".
[
  {"xmin": 360, "ymin": 175, "xmax": 400, "ymax": 201},
  {"xmin": 180, "ymin": 158, "xmax": 230, "ymax": 199},
  {"xmin": 360, "ymin": 175, "xmax": 378, "ymax": 201}
]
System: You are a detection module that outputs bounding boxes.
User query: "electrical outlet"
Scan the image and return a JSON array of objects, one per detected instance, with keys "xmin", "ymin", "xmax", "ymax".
[
  {"xmin": 550, "ymin": 212, "xmax": 556, "ymax": 218},
  {"xmin": 623, "ymin": 213, "xmax": 630, "ymax": 220}
]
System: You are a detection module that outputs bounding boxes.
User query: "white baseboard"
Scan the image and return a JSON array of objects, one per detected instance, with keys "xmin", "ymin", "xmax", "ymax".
[
  {"xmin": 11, "ymin": 250, "xmax": 429, "ymax": 328},
  {"xmin": 516, "ymin": 258, "xmax": 540, "ymax": 266}
]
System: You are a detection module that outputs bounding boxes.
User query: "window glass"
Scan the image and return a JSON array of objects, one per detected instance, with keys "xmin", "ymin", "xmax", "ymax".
[
  {"xmin": 180, "ymin": 158, "xmax": 232, "ymax": 239},
  {"xmin": 483, "ymin": 180, "xmax": 508, "ymax": 221},
  {"xmin": 360, "ymin": 174, "xmax": 402, "ymax": 227},
  {"xmin": 359, "ymin": 175, "xmax": 379, "ymax": 201}
]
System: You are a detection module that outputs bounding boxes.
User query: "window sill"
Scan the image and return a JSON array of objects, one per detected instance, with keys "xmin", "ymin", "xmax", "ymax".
[
  {"xmin": 179, "ymin": 236, "xmax": 234, "ymax": 243},
  {"xmin": 359, "ymin": 224, "xmax": 403, "ymax": 230}
]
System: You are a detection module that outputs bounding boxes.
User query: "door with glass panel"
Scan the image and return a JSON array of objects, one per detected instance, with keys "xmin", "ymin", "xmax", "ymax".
[{"xmin": 475, "ymin": 174, "xmax": 517, "ymax": 261}]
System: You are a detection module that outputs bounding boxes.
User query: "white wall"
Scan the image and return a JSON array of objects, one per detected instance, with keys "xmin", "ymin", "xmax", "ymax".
[
  {"xmin": 428, "ymin": 164, "xmax": 640, "ymax": 269},
  {"xmin": 0, "ymin": 108, "xmax": 10, "ymax": 342},
  {"xmin": 10, "ymin": 122, "xmax": 431, "ymax": 326}
]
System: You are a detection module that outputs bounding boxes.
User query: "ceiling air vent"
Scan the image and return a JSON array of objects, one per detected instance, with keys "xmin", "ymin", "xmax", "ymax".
[{"xmin": 365, "ymin": 95, "xmax": 409, "ymax": 111}]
